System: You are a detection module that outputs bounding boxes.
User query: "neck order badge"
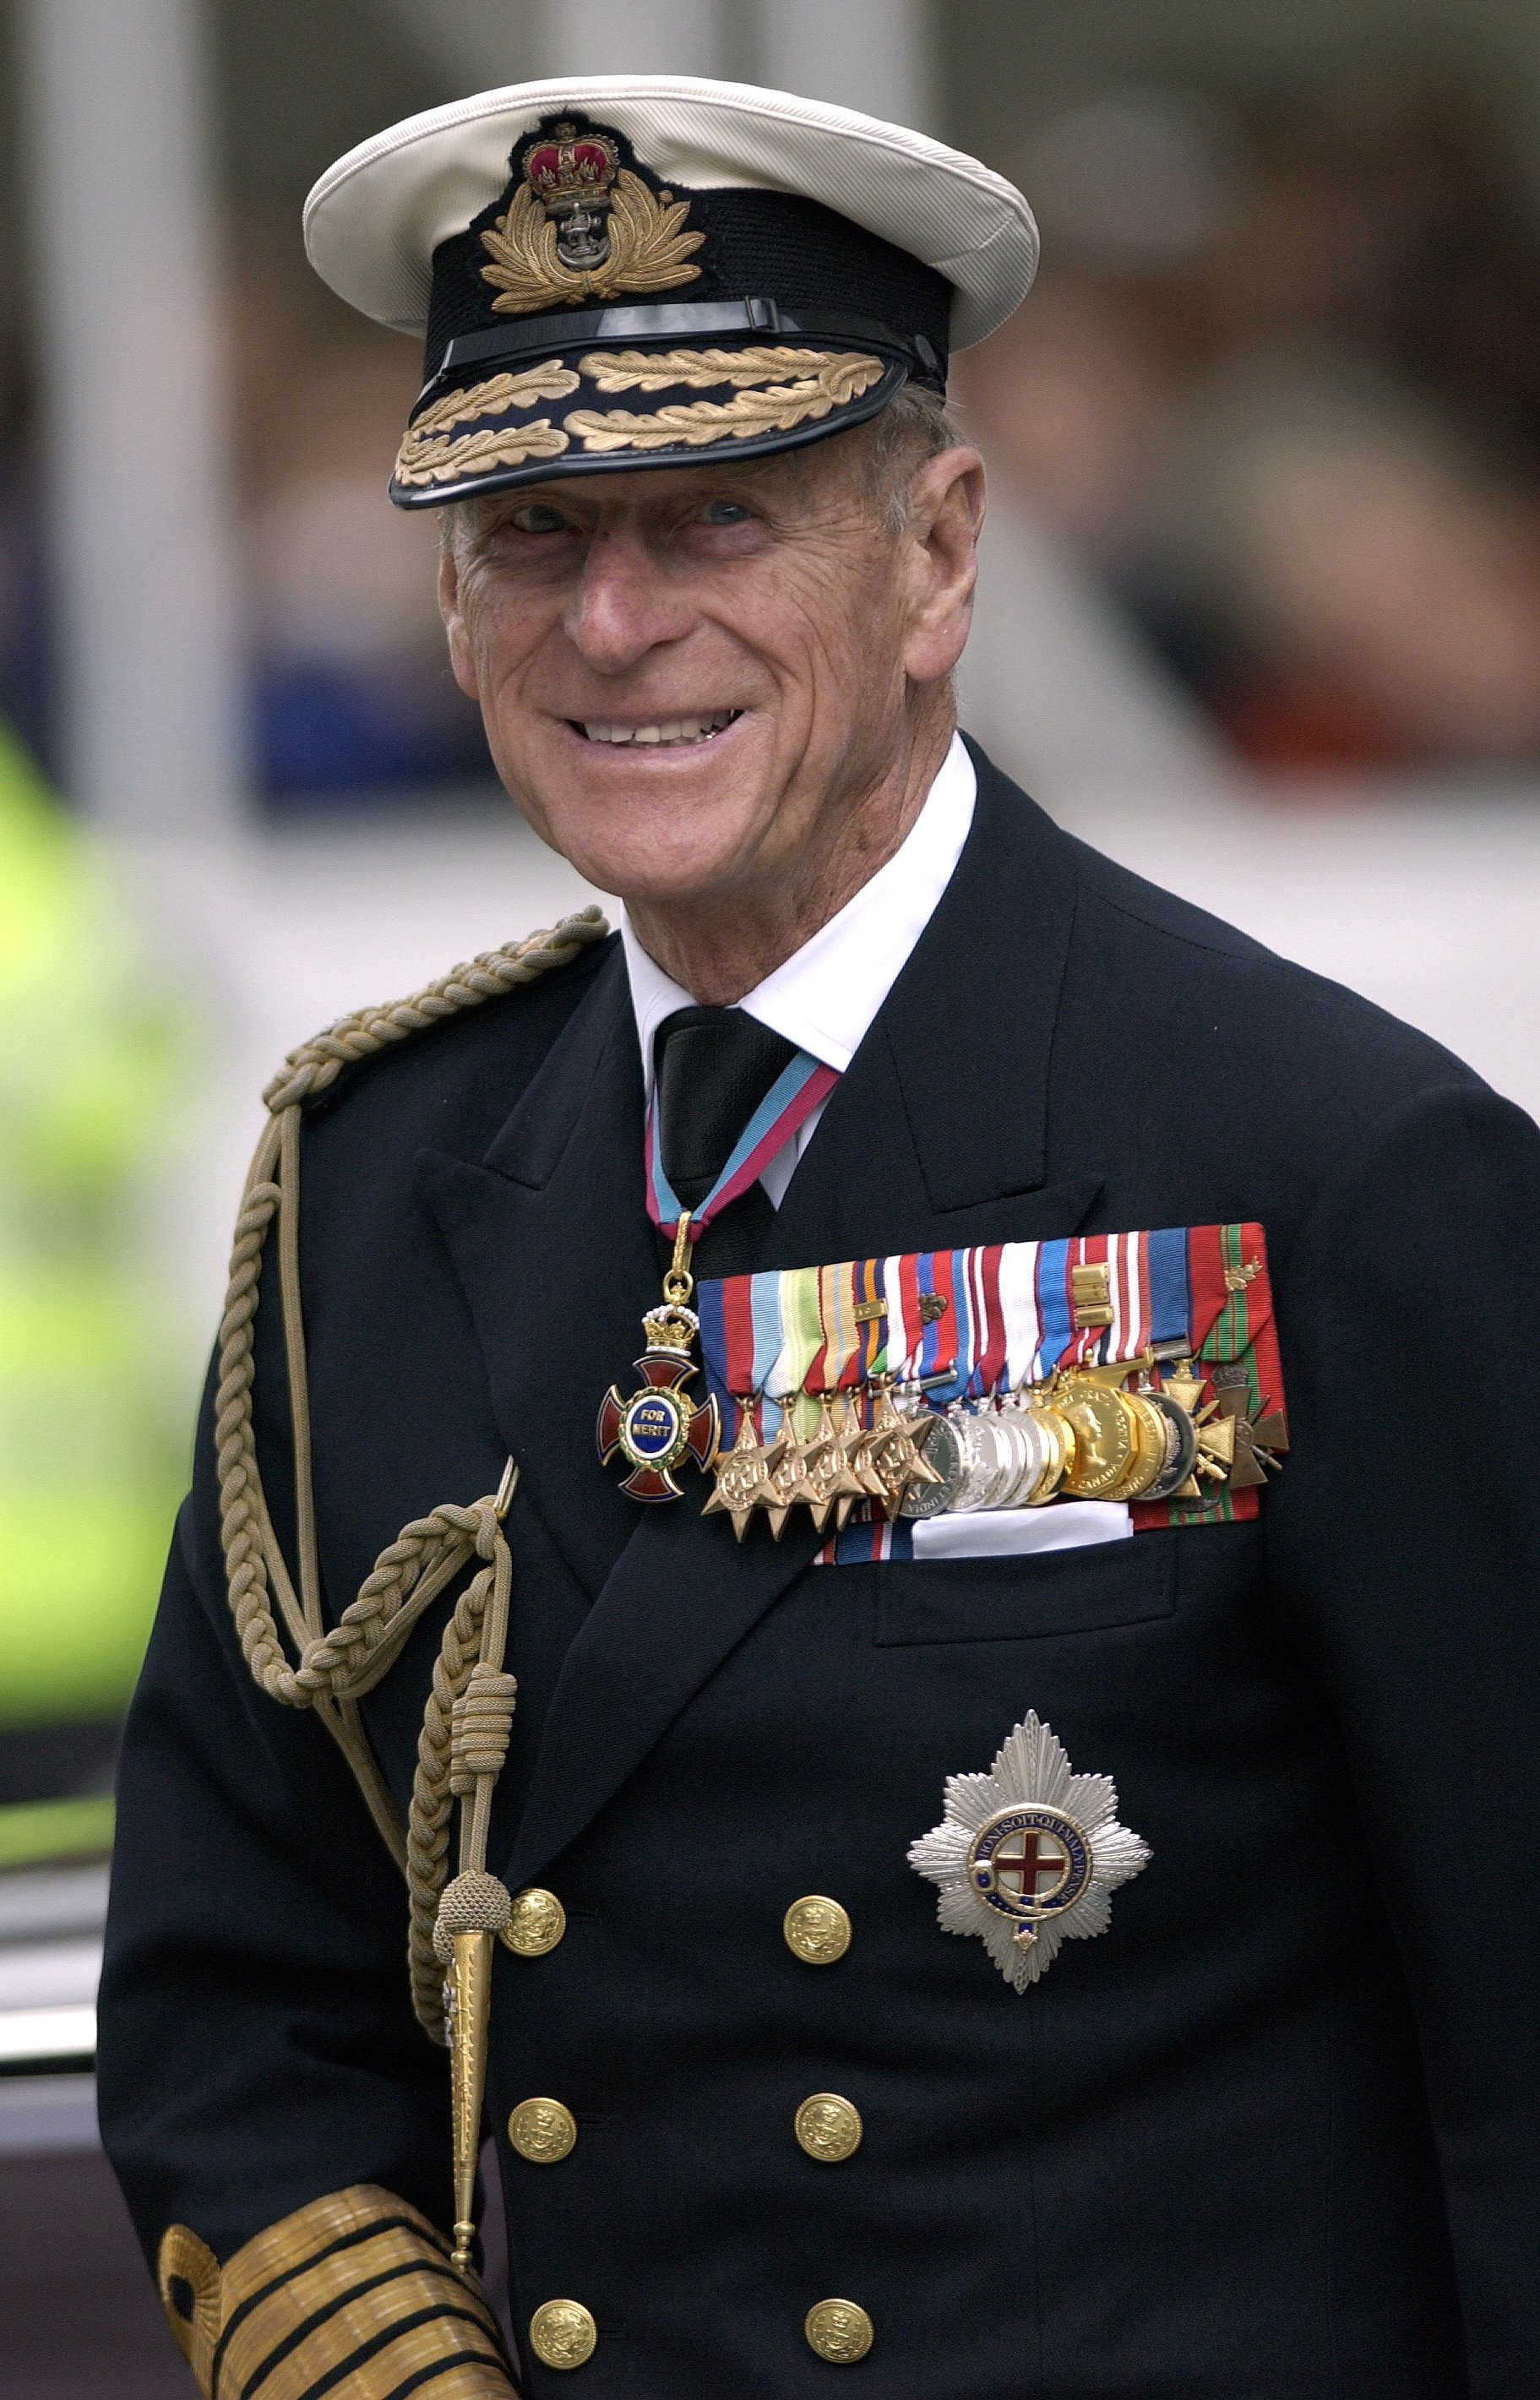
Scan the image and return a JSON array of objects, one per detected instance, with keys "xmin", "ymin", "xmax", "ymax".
[{"xmin": 596, "ymin": 1045, "xmax": 838, "ymax": 1499}]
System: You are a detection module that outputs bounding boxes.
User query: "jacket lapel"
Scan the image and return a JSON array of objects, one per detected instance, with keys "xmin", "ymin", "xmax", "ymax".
[
  {"xmin": 499, "ymin": 753, "xmax": 1107, "ymax": 1888},
  {"xmin": 416, "ymin": 942, "xmax": 661, "ymax": 1602},
  {"xmin": 503, "ymin": 1494, "xmax": 824, "ymax": 1891}
]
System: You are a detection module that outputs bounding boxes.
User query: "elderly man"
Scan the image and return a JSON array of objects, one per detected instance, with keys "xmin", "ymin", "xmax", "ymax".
[{"xmin": 98, "ymin": 74, "xmax": 1540, "ymax": 2400}]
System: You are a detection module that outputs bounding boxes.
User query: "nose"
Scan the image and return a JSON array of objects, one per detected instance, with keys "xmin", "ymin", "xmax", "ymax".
[{"xmin": 563, "ymin": 527, "xmax": 695, "ymax": 675}]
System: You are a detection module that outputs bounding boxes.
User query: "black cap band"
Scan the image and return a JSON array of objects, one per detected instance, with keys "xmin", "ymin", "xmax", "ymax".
[{"xmin": 425, "ymin": 161, "xmax": 953, "ymax": 388}]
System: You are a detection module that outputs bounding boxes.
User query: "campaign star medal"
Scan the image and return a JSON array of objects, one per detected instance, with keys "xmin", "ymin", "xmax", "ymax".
[
  {"xmin": 908, "ymin": 1712, "xmax": 1150, "ymax": 1991},
  {"xmin": 759, "ymin": 1430, "xmax": 814, "ymax": 1540},
  {"xmin": 597, "ymin": 1214, "xmax": 721, "ymax": 1501},
  {"xmin": 799, "ymin": 1394, "xmax": 868, "ymax": 1533},
  {"xmin": 703, "ymin": 1403, "xmax": 790, "ymax": 1541},
  {"xmin": 852, "ymin": 1380, "xmax": 945, "ymax": 1521}
]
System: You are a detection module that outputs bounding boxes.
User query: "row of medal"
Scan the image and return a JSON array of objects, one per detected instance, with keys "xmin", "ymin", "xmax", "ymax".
[{"xmin": 704, "ymin": 1348, "xmax": 1279, "ymax": 1540}]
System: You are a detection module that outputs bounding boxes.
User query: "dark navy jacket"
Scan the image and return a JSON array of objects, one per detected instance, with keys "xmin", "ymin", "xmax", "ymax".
[{"xmin": 100, "ymin": 746, "xmax": 1540, "ymax": 2397}]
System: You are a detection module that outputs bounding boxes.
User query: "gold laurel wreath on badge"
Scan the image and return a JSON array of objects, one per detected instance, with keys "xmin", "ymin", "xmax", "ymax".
[
  {"xmin": 568, "ymin": 353, "xmax": 885, "ymax": 454},
  {"xmin": 480, "ymin": 171, "xmax": 705, "ymax": 315}
]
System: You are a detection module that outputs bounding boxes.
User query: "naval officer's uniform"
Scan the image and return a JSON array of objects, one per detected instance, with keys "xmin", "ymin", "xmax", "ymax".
[{"xmin": 97, "ymin": 74, "xmax": 1540, "ymax": 2400}]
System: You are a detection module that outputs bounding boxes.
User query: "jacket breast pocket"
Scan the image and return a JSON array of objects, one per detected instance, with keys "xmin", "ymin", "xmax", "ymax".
[{"xmin": 873, "ymin": 1528, "xmax": 1179, "ymax": 1646}]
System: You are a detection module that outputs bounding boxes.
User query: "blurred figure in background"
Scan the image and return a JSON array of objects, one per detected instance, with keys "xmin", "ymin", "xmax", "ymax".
[
  {"xmin": 231, "ymin": 221, "xmax": 493, "ymax": 804},
  {"xmin": 960, "ymin": 75, "xmax": 1540, "ymax": 779},
  {"xmin": 0, "ymin": 725, "xmax": 187, "ymax": 1841}
]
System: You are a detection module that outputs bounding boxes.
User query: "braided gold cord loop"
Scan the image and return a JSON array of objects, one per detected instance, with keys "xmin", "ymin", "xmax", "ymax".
[
  {"xmin": 210, "ymin": 906, "xmax": 609, "ymax": 2037},
  {"xmin": 261, "ymin": 912, "xmax": 607, "ymax": 1113},
  {"xmin": 449, "ymin": 1665, "xmax": 520, "ymax": 1796},
  {"xmin": 407, "ymin": 1563, "xmax": 492, "ymax": 2039}
]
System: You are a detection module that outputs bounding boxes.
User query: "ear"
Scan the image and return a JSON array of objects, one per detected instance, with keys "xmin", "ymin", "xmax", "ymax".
[
  {"xmin": 901, "ymin": 445, "xmax": 987, "ymax": 688},
  {"xmin": 437, "ymin": 524, "xmax": 481, "ymax": 699}
]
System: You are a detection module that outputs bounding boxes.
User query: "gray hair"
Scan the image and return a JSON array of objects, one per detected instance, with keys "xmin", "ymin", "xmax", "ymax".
[{"xmin": 857, "ymin": 381, "xmax": 968, "ymax": 536}]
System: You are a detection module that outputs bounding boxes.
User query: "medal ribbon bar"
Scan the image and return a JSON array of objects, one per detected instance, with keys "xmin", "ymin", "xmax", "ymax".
[{"xmin": 694, "ymin": 1222, "xmax": 1287, "ymax": 1535}]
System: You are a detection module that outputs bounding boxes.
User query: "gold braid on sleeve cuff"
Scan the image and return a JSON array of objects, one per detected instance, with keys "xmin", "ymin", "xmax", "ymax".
[{"xmin": 156, "ymin": 2184, "xmax": 515, "ymax": 2399}]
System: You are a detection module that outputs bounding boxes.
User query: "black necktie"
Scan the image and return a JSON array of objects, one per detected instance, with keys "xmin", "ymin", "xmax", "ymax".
[{"xmin": 653, "ymin": 1006, "xmax": 798, "ymax": 1281}]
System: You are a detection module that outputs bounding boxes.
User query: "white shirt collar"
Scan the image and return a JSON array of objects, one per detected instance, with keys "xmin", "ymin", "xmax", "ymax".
[{"xmin": 621, "ymin": 729, "xmax": 977, "ymax": 1098}]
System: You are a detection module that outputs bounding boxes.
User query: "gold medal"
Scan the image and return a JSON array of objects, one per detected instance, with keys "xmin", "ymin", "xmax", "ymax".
[
  {"xmin": 1136, "ymin": 1388, "xmax": 1201, "ymax": 1501},
  {"xmin": 761, "ymin": 1418, "xmax": 817, "ymax": 1538},
  {"xmin": 1020, "ymin": 1389, "xmax": 1075, "ymax": 1503},
  {"xmin": 1106, "ymin": 1393, "xmax": 1171, "ymax": 1501},
  {"xmin": 1055, "ymin": 1377, "xmax": 1136, "ymax": 1498}
]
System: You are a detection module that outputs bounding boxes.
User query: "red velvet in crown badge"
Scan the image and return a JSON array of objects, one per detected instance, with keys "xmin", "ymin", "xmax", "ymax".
[{"xmin": 524, "ymin": 124, "xmax": 619, "ymax": 212}]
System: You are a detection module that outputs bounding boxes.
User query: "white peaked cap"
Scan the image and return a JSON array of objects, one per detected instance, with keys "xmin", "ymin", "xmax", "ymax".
[{"xmin": 305, "ymin": 74, "xmax": 1039, "ymax": 351}]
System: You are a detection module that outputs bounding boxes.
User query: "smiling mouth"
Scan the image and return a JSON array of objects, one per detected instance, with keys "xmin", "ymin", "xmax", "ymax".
[{"xmin": 574, "ymin": 710, "xmax": 743, "ymax": 748}]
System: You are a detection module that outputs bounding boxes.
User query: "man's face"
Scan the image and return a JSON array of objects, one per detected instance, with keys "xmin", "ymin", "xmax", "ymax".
[{"xmin": 438, "ymin": 427, "xmax": 982, "ymax": 908}]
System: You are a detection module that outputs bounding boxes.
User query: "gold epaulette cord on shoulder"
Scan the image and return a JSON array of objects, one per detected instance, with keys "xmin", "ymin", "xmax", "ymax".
[{"xmin": 210, "ymin": 907, "xmax": 608, "ymax": 2280}]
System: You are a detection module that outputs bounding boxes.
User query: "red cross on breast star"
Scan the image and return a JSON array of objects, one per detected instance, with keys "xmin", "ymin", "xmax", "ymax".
[
  {"xmin": 993, "ymin": 1827, "xmax": 1069, "ymax": 1901},
  {"xmin": 910, "ymin": 1712, "xmax": 1152, "ymax": 1994}
]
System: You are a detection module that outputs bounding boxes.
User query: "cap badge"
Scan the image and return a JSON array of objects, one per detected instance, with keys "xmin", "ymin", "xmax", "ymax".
[
  {"xmin": 482, "ymin": 120, "xmax": 705, "ymax": 316},
  {"xmin": 908, "ymin": 1713, "xmax": 1150, "ymax": 1990}
]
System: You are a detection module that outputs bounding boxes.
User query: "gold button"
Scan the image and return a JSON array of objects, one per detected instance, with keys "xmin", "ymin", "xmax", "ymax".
[
  {"xmin": 509, "ymin": 2097, "xmax": 577, "ymax": 2163},
  {"xmin": 529, "ymin": 2299, "xmax": 596, "ymax": 2370},
  {"xmin": 805, "ymin": 2299, "xmax": 873, "ymax": 2364},
  {"xmin": 502, "ymin": 1887, "xmax": 566, "ymax": 1956},
  {"xmin": 795, "ymin": 2093, "xmax": 863, "ymax": 2163},
  {"xmin": 784, "ymin": 1896, "xmax": 852, "ymax": 1964}
]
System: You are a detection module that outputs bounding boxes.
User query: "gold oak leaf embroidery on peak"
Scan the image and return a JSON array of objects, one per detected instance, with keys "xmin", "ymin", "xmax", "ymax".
[
  {"xmin": 480, "ymin": 171, "xmax": 704, "ymax": 316},
  {"xmin": 410, "ymin": 363, "xmax": 582, "ymax": 436},
  {"xmin": 578, "ymin": 346, "xmax": 868, "ymax": 393},
  {"xmin": 395, "ymin": 419, "xmax": 570, "ymax": 488},
  {"xmin": 393, "ymin": 362, "xmax": 579, "ymax": 486},
  {"xmin": 568, "ymin": 355, "xmax": 885, "ymax": 454}
]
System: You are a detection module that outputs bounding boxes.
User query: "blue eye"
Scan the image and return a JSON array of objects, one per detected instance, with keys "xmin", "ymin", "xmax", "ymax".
[
  {"xmin": 702, "ymin": 499, "xmax": 750, "ymax": 525},
  {"xmin": 511, "ymin": 503, "xmax": 571, "ymax": 534}
]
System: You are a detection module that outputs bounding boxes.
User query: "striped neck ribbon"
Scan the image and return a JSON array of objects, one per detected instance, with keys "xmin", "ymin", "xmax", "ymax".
[{"xmin": 645, "ymin": 1048, "xmax": 840, "ymax": 1241}]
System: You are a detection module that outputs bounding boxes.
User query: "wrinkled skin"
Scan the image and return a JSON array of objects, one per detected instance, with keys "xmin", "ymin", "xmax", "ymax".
[{"xmin": 438, "ymin": 423, "xmax": 986, "ymax": 1002}]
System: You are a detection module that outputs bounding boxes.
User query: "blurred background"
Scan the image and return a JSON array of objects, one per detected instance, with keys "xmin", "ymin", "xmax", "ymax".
[{"xmin": 2, "ymin": 0, "xmax": 1539, "ymax": 2390}]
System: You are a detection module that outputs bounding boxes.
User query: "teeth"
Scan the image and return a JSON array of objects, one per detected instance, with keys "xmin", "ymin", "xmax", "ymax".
[{"xmin": 580, "ymin": 710, "xmax": 737, "ymax": 746}]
